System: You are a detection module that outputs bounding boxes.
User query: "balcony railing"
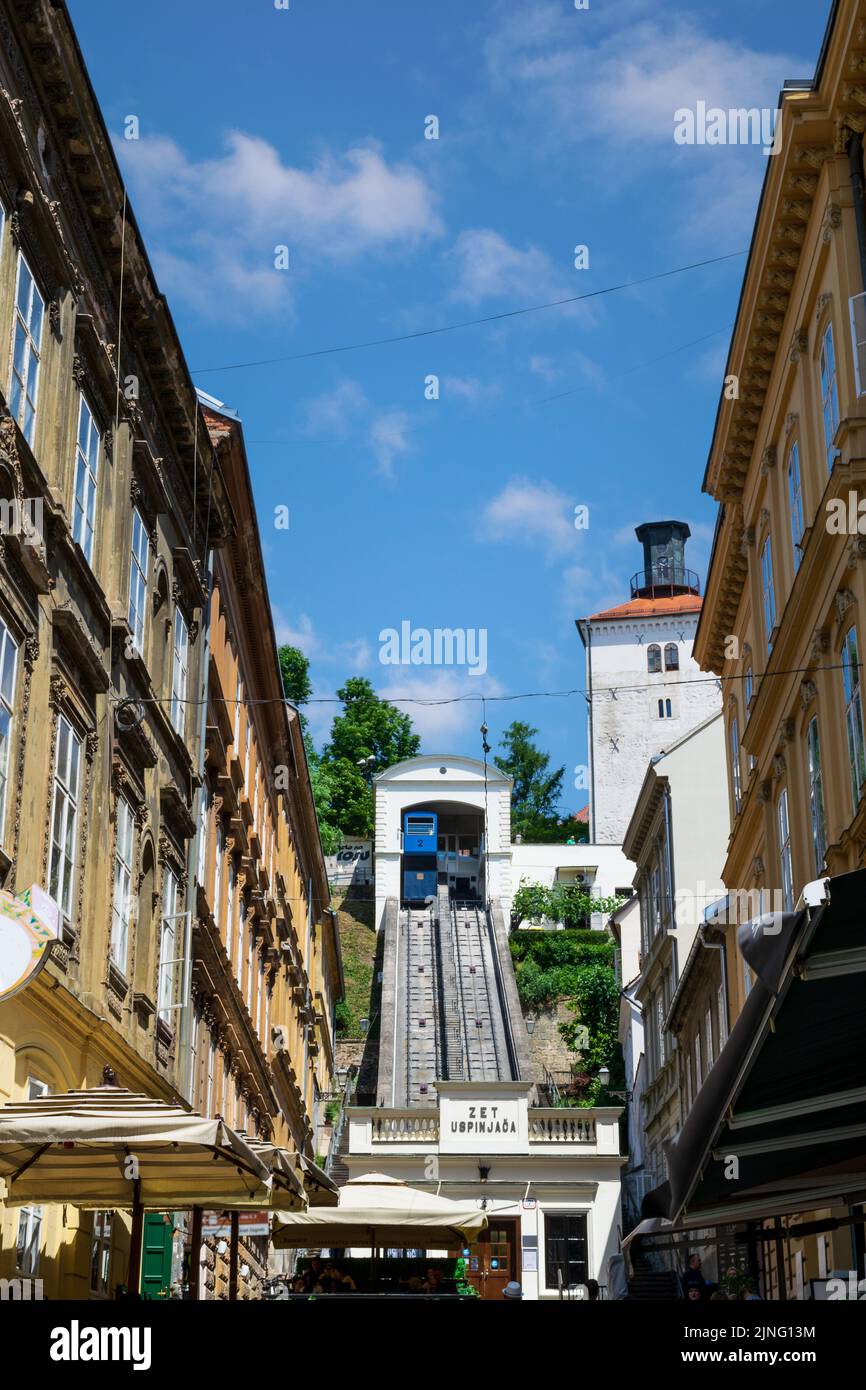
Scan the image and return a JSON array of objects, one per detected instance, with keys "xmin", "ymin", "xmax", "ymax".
[
  {"xmin": 372, "ymin": 1112, "xmax": 440, "ymax": 1143},
  {"xmin": 630, "ymin": 564, "xmax": 701, "ymax": 598},
  {"xmin": 528, "ymin": 1112, "xmax": 596, "ymax": 1144}
]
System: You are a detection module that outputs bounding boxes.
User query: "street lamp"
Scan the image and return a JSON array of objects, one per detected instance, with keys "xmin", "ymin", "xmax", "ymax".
[{"xmin": 598, "ymin": 1065, "xmax": 631, "ymax": 1101}]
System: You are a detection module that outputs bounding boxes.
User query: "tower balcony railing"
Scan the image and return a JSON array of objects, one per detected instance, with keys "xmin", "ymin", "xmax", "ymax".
[{"xmin": 629, "ymin": 565, "xmax": 701, "ymax": 599}]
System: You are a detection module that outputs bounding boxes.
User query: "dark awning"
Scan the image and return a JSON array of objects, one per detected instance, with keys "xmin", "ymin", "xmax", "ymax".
[{"xmin": 642, "ymin": 869, "xmax": 866, "ymax": 1227}]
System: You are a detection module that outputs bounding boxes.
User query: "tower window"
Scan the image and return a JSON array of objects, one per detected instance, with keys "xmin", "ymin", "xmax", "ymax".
[
  {"xmin": 657, "ymin": 698, "xmax": 673, "ymax": 719},
  {"xmin": 647, "ymin": 644, "xmax": 661, "ymax": 674},
  {"xmin": 664, "ymin": 643, "xmax": 679, "ymax": 671}
]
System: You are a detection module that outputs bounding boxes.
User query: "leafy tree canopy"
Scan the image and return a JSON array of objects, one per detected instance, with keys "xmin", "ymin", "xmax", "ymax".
[
  {"xmin": 494, "ymin": 721, "xmax": 567, "ymax": 839},
  {"xmin": 321, "ymin": 678, "xmax": 420, "ymax": 839}
]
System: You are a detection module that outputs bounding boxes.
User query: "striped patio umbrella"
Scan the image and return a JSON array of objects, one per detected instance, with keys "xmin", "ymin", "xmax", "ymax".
[{"xmin": 0, "ymin": 1067, "xmax": 273, "ymax": 1291}]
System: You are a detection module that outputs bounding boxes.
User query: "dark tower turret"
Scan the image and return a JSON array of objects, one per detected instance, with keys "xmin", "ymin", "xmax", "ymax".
[{"xmin": 631, "ymin": 520, "xmax": 700, "ymax": 599}]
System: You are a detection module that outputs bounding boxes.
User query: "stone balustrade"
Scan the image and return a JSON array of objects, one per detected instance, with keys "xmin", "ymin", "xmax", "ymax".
[
  {"xmin": 371, "ymin": 1112, "xmax": 440, "ymax": 1143},
  {"xmin": 528, "ymin": 1111, "xmax": 596, "ymax": 1144}
]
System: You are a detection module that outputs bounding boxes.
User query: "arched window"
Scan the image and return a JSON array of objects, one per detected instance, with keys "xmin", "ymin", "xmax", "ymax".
[
  {"xmin": 664, "ymin": 643, "xmax": 679, "ymax": 671},
  {"xmin": 647, "ymin": 644, "xmax": 661, "ymax": 674}
]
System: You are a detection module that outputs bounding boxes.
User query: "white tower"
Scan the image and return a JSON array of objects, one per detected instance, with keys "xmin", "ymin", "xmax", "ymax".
[{"xmin": 576, "ymin": 522, "xmax": 721, "ymax": 845}]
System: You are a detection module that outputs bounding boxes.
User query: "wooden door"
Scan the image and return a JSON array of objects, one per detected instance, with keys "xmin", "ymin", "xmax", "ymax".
[{"xmin": 465, "ymin": 1219, "xmax": 519, "ymax": 1300}]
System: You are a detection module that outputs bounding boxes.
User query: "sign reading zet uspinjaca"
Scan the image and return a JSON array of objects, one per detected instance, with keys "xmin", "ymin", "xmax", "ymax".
[{"xmin": 0, "ymin": 886, "xmax": 58, "ymax": 1003}]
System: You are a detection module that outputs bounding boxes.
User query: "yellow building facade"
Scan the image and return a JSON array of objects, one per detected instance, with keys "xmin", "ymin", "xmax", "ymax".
[
  {"xmin": 695, "ymin": 0, "xmax": 866, "ymax": 1295},
  {"xmin": 0, "ymin": 1, "xmax": 339, "ymax": 1300}
]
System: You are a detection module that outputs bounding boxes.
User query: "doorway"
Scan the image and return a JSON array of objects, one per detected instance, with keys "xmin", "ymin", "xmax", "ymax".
[{"xmin": 464, "ymin": 1218, "xmax": 520, "ymax": 1299}]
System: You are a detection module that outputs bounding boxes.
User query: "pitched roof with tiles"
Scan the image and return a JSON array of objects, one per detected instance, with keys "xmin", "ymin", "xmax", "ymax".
[{"xmin": 584, "ymin": 594, "xmax": 703, "ymax": 623}]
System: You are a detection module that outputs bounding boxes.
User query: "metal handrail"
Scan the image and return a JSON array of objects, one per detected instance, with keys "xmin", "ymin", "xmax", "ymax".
[{"xmin": 629, "ymin": 565, "xmax": 700, "ymax": 597}]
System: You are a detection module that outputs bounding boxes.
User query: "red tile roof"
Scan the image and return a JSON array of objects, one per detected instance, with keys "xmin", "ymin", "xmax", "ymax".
[
  {"xmin": 585, "ymin": 594, "xmax": 703, "ymax": 622},
  {"xmin": 573, "ymin": 806, "xmax": 590, "ymax": 823}
]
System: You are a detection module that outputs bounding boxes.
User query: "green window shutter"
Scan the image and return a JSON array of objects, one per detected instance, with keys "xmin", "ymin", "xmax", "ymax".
[{"xmin": 140, "ymin": 1212, "xmax": 174, "ymax": 1299}]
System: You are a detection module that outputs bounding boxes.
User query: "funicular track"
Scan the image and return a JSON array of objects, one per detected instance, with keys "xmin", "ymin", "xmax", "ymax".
[{"xmin": 398, "ymin": 895, "xmax": 516, "ymax": 1105}]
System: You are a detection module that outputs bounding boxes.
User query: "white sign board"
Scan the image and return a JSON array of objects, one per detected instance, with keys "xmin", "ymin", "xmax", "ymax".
[
  {"xmin": 0, "ymin": 886, "xmax": 59, "ymax": 1003},
  {"xmin": 325, "ymin": 841, "xmax": 373, "ymax": 886},
  {"xmin": 439, "ymin": 1093, "xmax": 529, "ymax": 1154}
]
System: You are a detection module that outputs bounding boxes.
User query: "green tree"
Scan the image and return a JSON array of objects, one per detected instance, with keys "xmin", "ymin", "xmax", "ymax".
[
  {"xmin": 321, "ymin": 678, "xmax": 420, "ymax": 837},
  {"xmin": 494, "ymin": 721, "xmax": 567, "ymax": 839},
  {"xmin": 279, "ymin": 645, "xmax": 313, "ymax": 711},
  {"xmin": 277, "ymin": 644, "xmax": 341, "ymax": 853}
]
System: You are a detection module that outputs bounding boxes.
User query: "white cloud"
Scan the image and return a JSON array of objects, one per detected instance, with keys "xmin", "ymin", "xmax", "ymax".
[
  {"xmin": 480, "ymin": 478, "xmax": 577, "ymax": 558},
  {"xmin": 273, "ymin": 611, "xmax": 322, "ymax": 658},
  {"xmin": 304, "ymin": 380, "xmax": 368, "ymax": 437},
  {"xmin": 448, "ymin": 228, "xmax": 572, "ymax": 307},
  {"xmin": 369, "ymin": 410, "xmax": 413, "ymax": 479},
  {"xmin": 441, "ymin": 375, "xmax": 502, "ymax": 405},
  {"xmin": 376, "ymin": 669, "xmax": 505, "ymax": 748},
  {"xmin": 481, "ymin": 4, "xmax": 804, "ymax": 244},
  {"xmin": 117, "ymin": 132, "xmax": 442, "ymax": 316}
]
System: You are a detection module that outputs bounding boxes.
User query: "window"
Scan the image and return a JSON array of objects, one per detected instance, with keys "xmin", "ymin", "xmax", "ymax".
[
  {"xmin": 10, "ymin": 252, "xmax": 44, "ymax": 446},
  {"xmin": 72, "ymin": 394, "xmax": 100, "ymax": 565},
  {"xmin": 704, "ymin": 1008, "xmax": 714, "ymax": 1070},
  {"xmin": 717, "ymin": 985, "xmax": 727, "ymax": 1048},
  {"xmin": 170, "ymin": 608, "xmax": 189, "ymax": 736},
  {"xmin": 693, "ymin": 1033, "xmax": 702, "ymax": 1090},
  {"xmin": 157, "ymin": 868, "xmax": 181, "ymax": 1024},
  {"xmin": 16, "ymin": 1078, "xmax": 48, "ymax": 1275},
  {"xmin": 196, "ymin": 792, "xmax": 209, "ymax": 888},
  {"xmin": 111, "ymin": 795, "xmax": 135, "ymax": 974},
  {"xmin": 685, "ymin": 1054, "xmax": 693, "ymax": 1112},
  {"xmin": 730, "ymin": 715, "xmax": 742, "ymax": 815},
  {"xmin": 205, "ymin": 1033, "xmax": 216, "ymax": 1117},
  {"xmin": 656, "ymin": 995, "xmax": 665, "ymax": 1067},
  {"xmin": 545, "ymin": 1214, "xmax": 588, "ymax": 1291},
  {"xmin": 264, "ymin": 979, "xmax": 271, "ymax": 1049},
  {"xmin": 744, "ymin": 666, "xmax": 754, "ymax": 707},
  {"xmin": 127, "ymin": 508, "xmax": 149, "ymax": 655},
  {"xmin": 0, "ymin": 619, "xmax": 18, "ymax": 841},
  {"xmin": 244, "ymin": 710, "xmax": 251, "ymax": 781},
  {"xmin": 820, "ymin": 321, "xmax": 840, "ymax": 468},
  {"xmin": 657, "ymin": 698, "xmax": 672, "ymax": 719},
  {"xmin": 233, "ymin": 671, "xmax": 241, "ymax": 747},
  {"xmin": 226, "ymin": 858, "xmax": 236, "ymax": 962},
  {"xmin": 647, "ymin": 644, "xmax": 661, "ymax": 674},
  {"xmin": 90, "ymin": 1212, "xmax": 113, "ymax": 1296},
  {"xmin": 842, "ymin": 625, "xmax": 866, "ymax": 809},
  {"xmin": 778, "ymin": 789, "xmax": 794, "ymax": 913},
  {"xmin": 806, "ymin": 716, "xmax": 827, "ymax": 873},
  {"xmin": 786, "ymin": 443, "xmax": 804, "ymax": 571},
  {"xmin": 48, "ymin": 715, "xmax": 82, "ymax": 930},
  {"xmin": 235, "ymin": 876, "xmax": 243, "ymax": 988},
  {"xmin": 664, "ymin": 643, "xmax": 679, "ymax": 671},
  {"xmin": 761, "ymin": 537, "xmax": 776, "ymax": 650},
  {"xmin": 247, "ymin": 927, "xmax": 255, "ymax": 1012},
  {"xmin": 651, "ymin": 863, "xmax": 661, "ymax": 937},
  {"xmin": 214, "ymin": 823, "xmax": 224, "ymax": 925},
  {"xmin": 743, "ymin": 956, "xmax": 754, "ymax": 998}
]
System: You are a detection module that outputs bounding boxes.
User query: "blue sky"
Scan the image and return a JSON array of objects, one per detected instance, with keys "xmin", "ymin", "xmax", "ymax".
[{"xmin": 69, "ymin": 0, "xmax": 831, "ymax": 809}]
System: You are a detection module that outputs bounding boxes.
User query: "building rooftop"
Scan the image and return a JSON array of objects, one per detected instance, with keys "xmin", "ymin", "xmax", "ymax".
[{"xmin": 583, "ymin": 593, "xmax": 704, "ymax": 623}]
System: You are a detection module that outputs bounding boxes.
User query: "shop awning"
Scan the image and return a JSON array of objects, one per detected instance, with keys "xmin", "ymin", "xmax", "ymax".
[
  {"xmin": 295, "ymin": 1153, "xmax": 340, "ymax": 1208},
  {"xmin": 272, "ymin": 1171, "xmax": 487, "ymax": 1249},
  {"xmin": 0, "ymin": 1074, "xmax": 271, "ymax": 1209},
  {"xmin": 644, "ymin": 869, "xmax": 866, "ymax": 1227}
]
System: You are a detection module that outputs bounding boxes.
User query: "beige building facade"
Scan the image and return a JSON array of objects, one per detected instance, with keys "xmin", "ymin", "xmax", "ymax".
[
  {"xmin": 0, "ymin": 0, "xmax": 338, "ymax": 1301},
  {"xmin": 694, "ymin": 0, "xmax": 866, "ymax": 1296}
]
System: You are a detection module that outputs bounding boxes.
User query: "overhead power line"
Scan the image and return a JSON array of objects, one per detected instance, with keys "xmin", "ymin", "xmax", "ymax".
[
  {"xmin": 190, "ymin": 250, "xmax": 747, "ymax": 376},
  {"xmin": 115, "ymin": 661, "xmax": 852, "ymax": 713}
]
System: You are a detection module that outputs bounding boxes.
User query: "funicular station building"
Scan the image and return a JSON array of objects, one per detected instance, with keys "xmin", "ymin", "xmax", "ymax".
[{"xmin": 340, "ymin": 756, "xmax": 625, "ymax": 1300}]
